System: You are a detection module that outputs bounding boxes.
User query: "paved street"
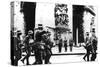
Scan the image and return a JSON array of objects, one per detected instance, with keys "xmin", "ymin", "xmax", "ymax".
[
  {"xmin": 51, "ymin": 46, "xmax": 86, "ymax": 54},
  {"xmin": 19, "ymin": 54, "xmax": 86, "ymax": 66},
  {"xmin": 18, "ymin": 46, "xmax": 88, "ymax": 66}
]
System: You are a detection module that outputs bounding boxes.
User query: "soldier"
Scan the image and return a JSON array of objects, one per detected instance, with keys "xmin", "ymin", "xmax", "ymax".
[
  {"xmin": 64, "ymin": 37, "xmax": 67, "ymax": 52},
  {"xmin": 83, "ymin": 32, "xmax": 91, "ymax": 61},
  {"xmin": 13, "ymin": 30, "xmax": 22, "ymax": 66},
  {"xmin": 69, "ymin": 38, "xmax": 73, "ymax": 52},
  {"xmin": 33, "ymin": 41, "xmax": 45, "ymax": 64},
  {"xmin": 58, "ymin": 35, "xmax": 63, "ymax": 53},
  {"xmin": 42, "ymin": 32, "xmax": 53, "ymax": 64},
  {"xmin": 33, "ymin": 25, "xmax": 46, "ymax": 64},
  {"xmin": 21, "ymin": 30, "xmax": 33, "ymax": 65},
  {"xmin": 90, "ymin": 29, "xmax": 97, "ymax": 61}
]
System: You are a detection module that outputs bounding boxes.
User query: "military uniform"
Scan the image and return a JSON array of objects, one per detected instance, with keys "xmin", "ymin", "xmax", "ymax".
[
  {"xmin": 64, "ymin": 39, "xmax": 67, "ymax": 52},
  {"xmin": 58, "ymin": 38, "xmax": 62, "ymax": 53},
  {"xmin": 69, "ymin": 39, "xmax": 73, "ymax": 52},
  {"xmin": 83, "ymin": 36, "xmax": 91, "ymax": 61},
  {"xmin": 90, "ymin": 35, "xmax": 97, "ymax": 61},
  {"xmin": 21, "ymin": 35, "xmax": 32, "ymax": 65},
  {"xmin": 42, "ymin": 35, "xmax": 53, "ymax": 64},
  {"xmin": 33, "ymin": 30, "xmax": 46, "ymax": 64},
  {"xmin": 21, "ymin": 30, "xmax": 33, "ymax": 65}
]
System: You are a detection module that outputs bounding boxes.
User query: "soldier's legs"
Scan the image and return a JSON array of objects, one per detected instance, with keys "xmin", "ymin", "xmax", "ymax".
[
  {"xmin": 36, "ymin": 50, "xmax": 43, "ymax": 64},
  {"xmin": 65, "ymin": 46, "xmax": 67, "ymax": 52},
  {"xmin": 70, "ymin": 46, "xmax": 72, "ymax": 52},
  {"xmin": 26, "ymin": 50, "xmax": 31, "ymax": 65},
  {"xmin": 58, "ymin": 45, "xmax": 62, "ymax": 53},
  {"xmin": 59, "ymin": 47, "xmax": 61, "ymax": 52},
  {"xmin": 26, "ymin": 55, "xmax": 30, "ymax": 65},
  {"xmin": 21, "ymin": 53, "xmax": 27, "ymax": 63},
  {"xmin": 83, "ymin": 50, "xmax": 87, "ymax": 61},
  {"xmin": 45, "ymin": 55, "xmax": 50, "ymax": 64},
  {"xmin": 83, "ymin": 54, "xmax": 86, "ymax": 61},
  {"xmin": 91, "ymin": 53, "xmax": 97, "ymax": 61},
  {"xmin": 58, "ymin": 45, "xmax": 60, "ymax": 52},
  {"xmin": 33, "ymin": 50, "xmax": 43, "ymax": 64},
  {"xmin": 21, "ymin": 54, "xmax": 28, "ymax": 64},
  {"xmin": 87, "ymin": 50, "xmax": 90, "ymax": 61},
  {"xmin": 45, "ymin": 50, "xmax": 52, "ymax": 64},
  {"xmin": 21, "ymin": 50, "xmax": 31, "ymax": 65},
  {"xmin": 38, "ymin": 51, "xmax": 43, "ymax": 64},
  {"xmin": 33, "ymin": 51, "xmax": 38, "ymax": 64}
]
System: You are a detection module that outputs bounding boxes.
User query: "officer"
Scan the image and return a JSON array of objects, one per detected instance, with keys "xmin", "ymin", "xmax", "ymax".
[{"xmin": 21, "ymin": 30, "xmax": 33, "ymax": 65}]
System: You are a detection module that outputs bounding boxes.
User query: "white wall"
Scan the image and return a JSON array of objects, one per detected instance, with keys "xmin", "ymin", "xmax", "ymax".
[
  {"xmin": 35, "ymin": 2, "xmax": 55, "ymax": 28},
  {"xmin": 83, "ymin": 6, "xmax": 98, "ymax": 38},
  {"xmin": 13, "ymin": 1, "xmax": 25, "ymax": 39}
]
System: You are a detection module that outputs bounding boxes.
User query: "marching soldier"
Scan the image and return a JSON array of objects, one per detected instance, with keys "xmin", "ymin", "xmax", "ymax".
[
  {"xmin": 83, "ymin": 32, "xmax": 91, "ymax": 61},
  {"xmin": 90, "ymin": 29, "xmax": 97, "ymax": 61},
  {"xmin": 33, "ymin": 24, "xmax": 53, "ymax": 64},
  {"xmin": 33, "ymin": 24, "xmax": 46, "ymax": 64},
  {"xmin": 42, "ymin": 32, "xmax": 53, "ymax": 64},
  {"xmin": 21, "ymin": 30, "xmax": 33, "ymax": 65}
]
